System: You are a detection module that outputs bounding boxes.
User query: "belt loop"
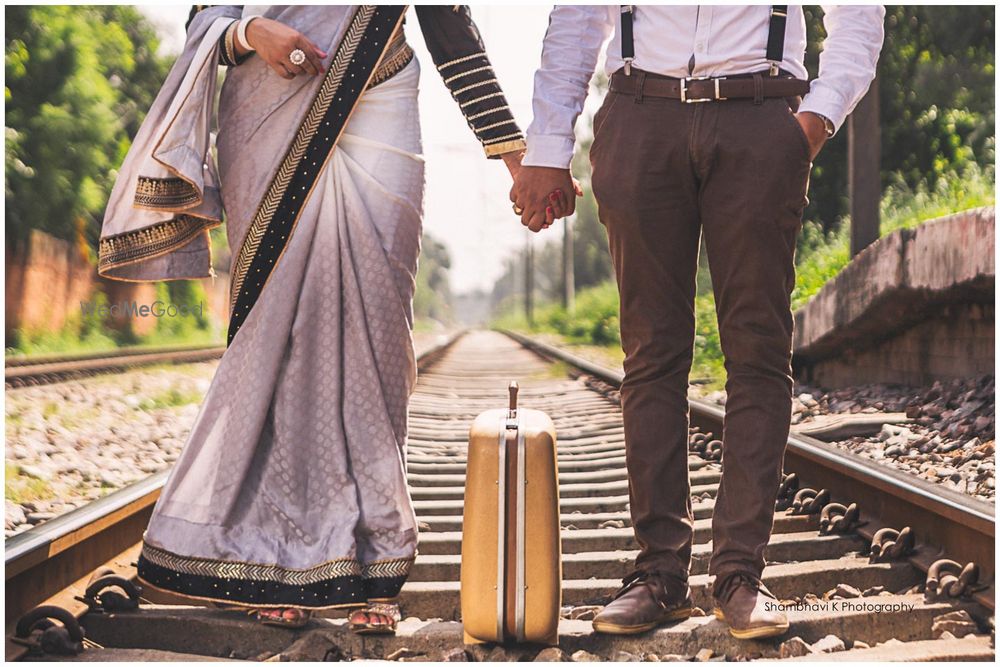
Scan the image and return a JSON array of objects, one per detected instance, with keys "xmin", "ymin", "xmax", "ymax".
[
  {"xmin": 634, "ymin": 70, "xmax": 646, "ymax": 104},
  {"xmin": 752, "ymin": 72, "xmax": 764, "ymax": 105}
]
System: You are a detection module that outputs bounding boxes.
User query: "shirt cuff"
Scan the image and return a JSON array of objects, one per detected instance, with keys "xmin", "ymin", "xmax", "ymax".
[
  {"xmin": 522, "ymin": 134, "xmax": 576, "ymax": 169},
  {"xmin": 798, "ymin": 85, "xmax": 850, "ymax": 135}
]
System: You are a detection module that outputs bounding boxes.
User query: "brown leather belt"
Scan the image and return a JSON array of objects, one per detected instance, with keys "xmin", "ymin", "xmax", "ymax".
[{"xmin": 609, "ymin": 69, "xmax": 810, "ymax": 103}]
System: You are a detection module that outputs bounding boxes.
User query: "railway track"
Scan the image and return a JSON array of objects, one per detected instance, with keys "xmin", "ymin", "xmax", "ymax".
[
  {"xmin": 5, "ymin": 330, "xmax": 994, "ymax": 661},
  {"xmin": 4, "ymin": 345, "xmax": 227, "ymax": 388}
]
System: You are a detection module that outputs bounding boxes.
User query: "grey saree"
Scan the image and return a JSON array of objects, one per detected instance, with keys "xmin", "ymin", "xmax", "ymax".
[{"xmin": 98, "ymin": 5, "xmax": 524, "ymax": 608}]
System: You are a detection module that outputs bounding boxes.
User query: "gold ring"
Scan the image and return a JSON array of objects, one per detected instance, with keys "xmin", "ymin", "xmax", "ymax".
[{"xmin": 512, "ymin": 203, "xmax": 524, "ymax": 216}]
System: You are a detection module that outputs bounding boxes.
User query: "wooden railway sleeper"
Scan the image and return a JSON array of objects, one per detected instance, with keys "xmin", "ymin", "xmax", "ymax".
[
  {"xmin": 869, "ymin": 526, "xmax": 916, "ymax": 563},
  {"xmin": 12, "ymin": 605, "xmax": 85, "ymax": 656},
  {"xmin": 925, "ymin": 559, "xmax": 984, "ymax": 602}
]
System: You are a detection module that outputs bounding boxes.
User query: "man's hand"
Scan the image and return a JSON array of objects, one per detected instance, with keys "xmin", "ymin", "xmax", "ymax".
[
  {"xmin": 794, "ymin": 112, "xmax": 829, "ymax": 161},
  {"xmin": 511, "ymin": 166, "xmax": 576, "ymax": 233}
]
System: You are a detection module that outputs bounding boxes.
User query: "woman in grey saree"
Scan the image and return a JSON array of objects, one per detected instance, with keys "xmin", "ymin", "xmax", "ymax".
[{"xmin": 98, "ymin": 5, "xmax": 527, "ymax": 630}]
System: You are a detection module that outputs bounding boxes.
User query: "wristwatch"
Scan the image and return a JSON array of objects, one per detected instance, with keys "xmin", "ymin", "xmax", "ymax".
[{"xmin": 817, "ymin": 113, "xmax": 835, "ymax": 138}]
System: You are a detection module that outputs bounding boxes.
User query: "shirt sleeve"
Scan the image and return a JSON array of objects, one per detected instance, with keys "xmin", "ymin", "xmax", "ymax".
[
  {"xmin": 416, "ymin": 5, "xmax": 526, "ymax": 159},
  {"xmin": 523, "ymin": 5, "xmax": 614, "ymax": 169},
  {"xmin": 799, "ymin": 6, "xmax": 885, "ymax": 134}
]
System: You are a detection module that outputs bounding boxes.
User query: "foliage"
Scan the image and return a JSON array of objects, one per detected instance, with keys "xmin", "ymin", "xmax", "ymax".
[
  {"xmin": 801, "ymin": 6, "xmax": 995, "ymax": 229},
  {"xmin": 413, "ymin": 232, "xmax": 453, "ymax": 324},
  {"xmin": 5, "ymin": 5, "xmax": 171, "ymax": 249}
]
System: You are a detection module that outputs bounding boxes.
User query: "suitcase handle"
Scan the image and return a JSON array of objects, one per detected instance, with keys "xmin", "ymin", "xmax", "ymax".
[{"xmin": 506, "ymin": 381, "xmax": 519, "ymax": 429}]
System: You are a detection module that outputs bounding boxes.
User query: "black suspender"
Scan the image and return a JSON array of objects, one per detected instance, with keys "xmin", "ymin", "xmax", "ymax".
[
  {"xmin": 620, "ymin": 6, "xmax": 635, "ymax": 75},
  {"xmin": 619, "ymin": 6, "xmax": 788, "ymax": 77},
  {"xmin": 766, "ymin": 6, "xmax": 788, "ymax": 75}
]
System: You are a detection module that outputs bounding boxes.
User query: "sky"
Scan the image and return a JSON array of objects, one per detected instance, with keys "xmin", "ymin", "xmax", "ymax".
[{"xmin": 138, "ymin": 5, "xmax": 607, "ymax": 295}]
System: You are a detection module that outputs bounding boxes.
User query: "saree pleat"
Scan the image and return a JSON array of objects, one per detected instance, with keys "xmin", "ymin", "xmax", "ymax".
[{"xmin": 138, "ymin": 59, "xmax": 425, "ymax": 608}]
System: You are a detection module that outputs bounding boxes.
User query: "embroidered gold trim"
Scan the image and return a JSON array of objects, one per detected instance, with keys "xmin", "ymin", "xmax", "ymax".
[
  {"xmin": 437, "ymin": 51, "xmax": 485, "ymax": 71},
  {"xmin": 483, "ymin": 138, "xmax": 526, "ymax": 157},
  {"xmin": 443, "ymin": 65, "xmax": 492, "ymax": 85},
  {"xmin": 453, "ymin": 78, "xmax": 498, "ymax": 97},
  {"xmin": 141, "ymin": 542, "xmax": 413, "ymax": 585},
  {"xmin": 133, "ymin": 176, "xmax": 201, "ymax": 211},
  {"xmin": 368, "ymin": 43, "xmax": 414, "ymax": 89},
  {"xmin": 460, "ymin": 91, "xmax": 504, "ymax": 108},
  {"xmin": 230, "ymin": 6, "xmax": 380, "ymax": 312},
  {"xmin": 98, "ymin": 214, "xmax": 212, "ymax": 274},
  {"xmin": 361, "ymin": 557, "xmax": 415, "ymax": 579},
  {"xmin": 142, "ymin": 542, "xmax": 363, "ymax": 585},
  {"xmin": 484, "ymin": 132, "xmax": 526, "ymax": 145},
  {"xmin": 475, "ymin": 118, "xmax": 518, "ymax": 134},
  {"xmin": 467, "ymin": 105, "xmax": 510, "ymax": 121},
  {"xmin": 136, "ymin": 576, "xmax": 369, "ymax": 611}
]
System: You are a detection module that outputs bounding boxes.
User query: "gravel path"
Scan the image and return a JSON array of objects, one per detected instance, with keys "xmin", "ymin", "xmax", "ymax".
[{"xmin": 4, "ymin": 333, "xmax": 450, "ymax": 536}]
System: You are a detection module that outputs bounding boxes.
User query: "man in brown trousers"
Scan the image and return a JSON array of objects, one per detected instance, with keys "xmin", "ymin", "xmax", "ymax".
[{"xmin": 511, "ymin": 6, "xmax": 884, "ymax": 638}]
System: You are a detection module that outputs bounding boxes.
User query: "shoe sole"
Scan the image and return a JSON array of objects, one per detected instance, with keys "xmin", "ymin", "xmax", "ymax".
[
  {"xmin": 712, "ymin": 608, "xmax": 789, "ymax": 639},
  {"xmin": 592, "ymin": 606, "xmax": 693, "ymax": 635}
]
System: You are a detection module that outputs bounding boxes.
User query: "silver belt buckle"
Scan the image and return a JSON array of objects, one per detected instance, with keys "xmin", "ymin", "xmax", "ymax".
[{"xmin": 680, "ymin": 75, "xmax": 726, "ymax": 103}]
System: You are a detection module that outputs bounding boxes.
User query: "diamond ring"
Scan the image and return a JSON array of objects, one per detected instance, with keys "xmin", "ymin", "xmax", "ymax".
[{"xmin": 289, "ymin": 48, "xmax": 306, "ymax": 66}]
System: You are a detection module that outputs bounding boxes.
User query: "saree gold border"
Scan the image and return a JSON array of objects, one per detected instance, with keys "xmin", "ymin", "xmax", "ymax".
[
  {"xmin": 98, "ymin": 214, "xmax": 221, "ymax": 277},
  {"xmin": 229, "ymin": 6, "xmax": 408, "ymax": 315},
  {"xmin": 136, "ymin": 576, "xmax": 368, "ymax": 611},
  {"xmin": 141, "ymin": 540, "xmax": 414, "ymax": 584},
  {"xmin": 133, "ymin": 176, "xmax": 202, "ymax": 211}
]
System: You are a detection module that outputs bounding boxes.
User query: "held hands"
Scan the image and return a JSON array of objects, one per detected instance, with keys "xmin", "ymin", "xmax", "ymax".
[
  {"xmin": 509, "ymin": 165, "xmax": 582, "ymax": 233},
  {"xmin": 794, "ymin": 111, "xmax": 829, "ymax": 161},
  {"xmin": 237, "ymin": 17, "xmax": 327, "ymax": 80}
]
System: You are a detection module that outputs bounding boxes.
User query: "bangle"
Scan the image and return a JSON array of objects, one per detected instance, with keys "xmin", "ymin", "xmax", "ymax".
[{"xmin": 236, "ymin": 15, "xmax": 260, "ymax": 52}]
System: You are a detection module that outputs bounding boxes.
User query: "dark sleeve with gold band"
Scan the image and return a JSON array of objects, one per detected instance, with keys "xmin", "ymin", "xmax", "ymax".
[
  {"xmin": 187, "ymin": 5, "xmax": 250, "ymax": 67},
  {"xmin": 415, "ymin": 5, "xmax": 525, "ymax": 159}
]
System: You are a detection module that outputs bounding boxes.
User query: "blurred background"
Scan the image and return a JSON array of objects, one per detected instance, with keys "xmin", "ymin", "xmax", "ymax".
[{"xmin": 4, "ymin": 5, "xmax": 995, "ymax": 388}]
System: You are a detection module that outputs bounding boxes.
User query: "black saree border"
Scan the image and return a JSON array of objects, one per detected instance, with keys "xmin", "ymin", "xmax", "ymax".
[
  {"xmin": 136, "ymin": 542, "xmax": 413, "ymax": 609},
  {"xmin": 226, "ymin": 5, "xmax": 409, "ymax": 346}
]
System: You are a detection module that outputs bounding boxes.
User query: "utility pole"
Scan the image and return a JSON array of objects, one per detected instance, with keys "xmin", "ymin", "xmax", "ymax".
[
  {"xmin": 562, "ymin": 214, "xmax": 575, "ymax": 313},
  {"xmin": 848, "ymin": 75, "xmax": 881, "ymax": 257},
  {"xmin": 524, "ymin": 232, "xmax": 534, "ymax": 325}
]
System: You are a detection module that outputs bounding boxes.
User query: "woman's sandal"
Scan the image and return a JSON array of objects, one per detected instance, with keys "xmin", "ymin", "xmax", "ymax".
[
  {"xmin": 348, "ymin": 600, "xmax": 401, "ymax": 635},
  {"xmin": 252, "ymin": 607, "xmax": 312, "ymax": 629}
]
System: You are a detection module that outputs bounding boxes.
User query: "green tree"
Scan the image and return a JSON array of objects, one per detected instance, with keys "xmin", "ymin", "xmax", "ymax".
[
  {"xmin": 414, "ymin": 232, "xmax": 453, "ymax": 323},
  {"xmin": 5, "ymin": 6, "xmax": 171, "ymax": 250}
]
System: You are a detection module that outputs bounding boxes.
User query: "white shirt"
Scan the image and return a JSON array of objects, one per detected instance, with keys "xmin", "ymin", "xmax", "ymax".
[{"xmin": 523, "ymin": 5, "xmax": 885, "ymax": 169}]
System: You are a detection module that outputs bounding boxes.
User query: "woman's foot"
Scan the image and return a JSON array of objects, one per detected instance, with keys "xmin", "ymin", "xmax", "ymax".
[
  {"xmin": 255, "ymin": 607, "xmax": 311, "ymax": 628},
  {"xmin": 348, "ymin": 601, "xmax": 401, "ymax": 635}
]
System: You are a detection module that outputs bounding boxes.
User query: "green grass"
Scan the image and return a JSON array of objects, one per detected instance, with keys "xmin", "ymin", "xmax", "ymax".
[
  {"xmin": 5, "ymin": 462, "xmax": 55, "ymax": 504},
  {"xmin": 138, "ymin": 387, "xmax": 204, "ymax": 411}
]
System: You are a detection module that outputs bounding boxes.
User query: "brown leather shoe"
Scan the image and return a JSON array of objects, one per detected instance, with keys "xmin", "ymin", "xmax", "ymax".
[
  {"xmin": 712, "ymin": 571, "xmax": 789, "ymax": 639},
  {"xmin": 592, "ymin": 571, "xmax": 693, "ymax": 635}
]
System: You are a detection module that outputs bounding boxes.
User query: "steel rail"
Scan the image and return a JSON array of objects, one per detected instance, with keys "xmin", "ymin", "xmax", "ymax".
[
  {"xmin": 503, "ymin": 329, "xmax": 996, "ymax": 591},
  {"xmin": 4, "ymin": 331, "xmax": 466, "ymax": 640},
  {"xmin": 5, "ymin": 346, "xmax": 228, "ymax": 388}
]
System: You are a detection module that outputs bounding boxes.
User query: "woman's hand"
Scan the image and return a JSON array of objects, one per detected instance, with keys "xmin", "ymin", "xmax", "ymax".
[{"xmin": 236, "ymin": 17, "xmax": 327, "ymax": 80}]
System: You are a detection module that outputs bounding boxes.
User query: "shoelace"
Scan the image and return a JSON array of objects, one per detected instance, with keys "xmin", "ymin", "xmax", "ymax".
[{"xmin": 715, "ymin": 571, "xmax": 775, "ymax": 605}]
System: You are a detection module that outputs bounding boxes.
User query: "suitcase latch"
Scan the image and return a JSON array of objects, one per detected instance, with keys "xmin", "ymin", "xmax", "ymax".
[{"xmin": 505, "ymin": 381, "xmax": 519, "ymax": 429}]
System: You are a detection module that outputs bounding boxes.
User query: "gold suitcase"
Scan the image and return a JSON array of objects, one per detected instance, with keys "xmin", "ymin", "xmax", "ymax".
[{"xmin": 461, "ymin": 382, "xmax": 561, "ymax": 645}]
